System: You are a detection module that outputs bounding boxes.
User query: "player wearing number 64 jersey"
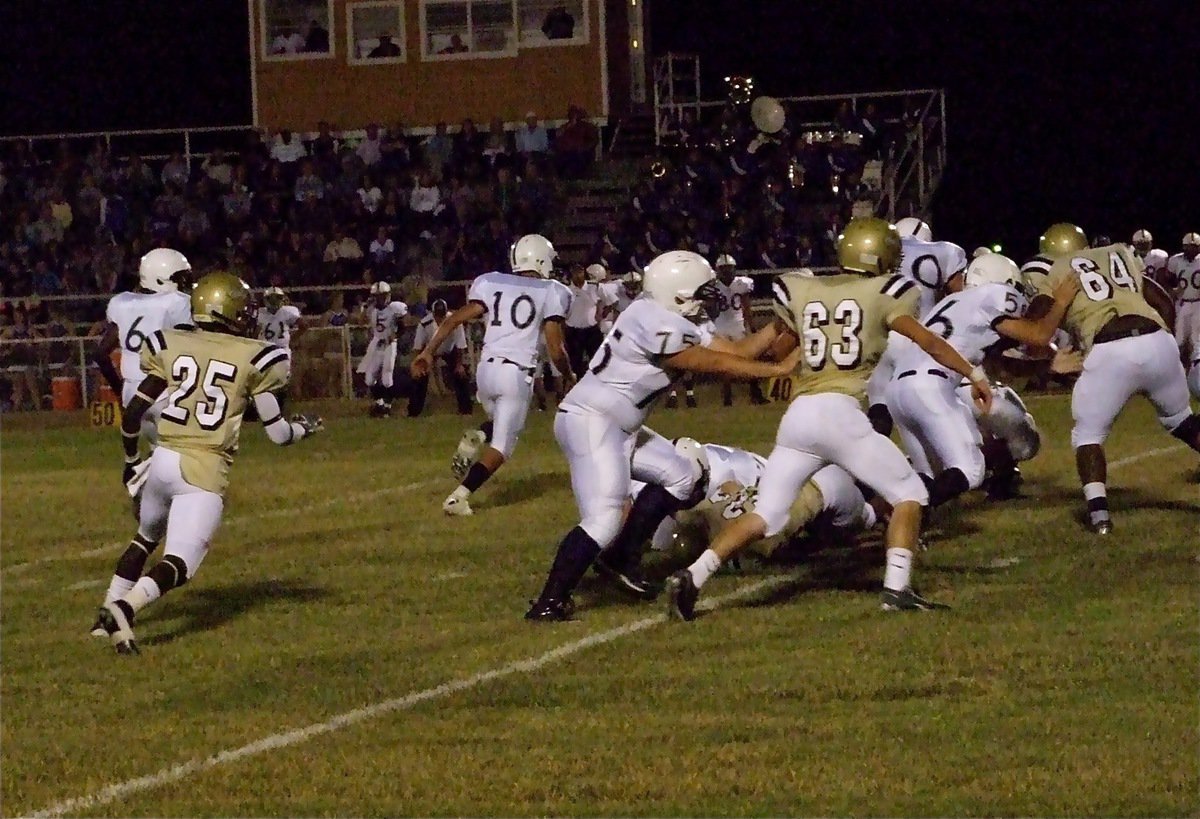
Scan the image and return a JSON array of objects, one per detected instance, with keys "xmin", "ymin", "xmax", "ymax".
[
  {"xmin": 412, "ymin": 234, "xmax": 574, "ymax": 517},
  {"xmin": 93, "ymin": 248, "xmax": 195, "ymax": 446},
  {"xmin": 666, "ymin": 217, "xmax": 994, "ymax": 620},
  {"xmin": 1024, "ymin": 242, "xmax": 1200, "ymax": 534},
  {"xmin": 91, "ymin": 272, "xmax": 323, "ymax": 654}
]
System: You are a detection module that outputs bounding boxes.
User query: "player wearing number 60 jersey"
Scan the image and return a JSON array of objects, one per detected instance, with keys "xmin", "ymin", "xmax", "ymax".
[
  {"xmin": 666, "ymin": 218, "xmax": 994, "ymax": 621},
  {"xmin": 1025, "ymin": 242, "xmax": 1200, "ymax": 534},
  {"xmin": 91, "ymin": 272, "xmax": 323, "ymax": 654},
  {"xmin": 884, "ymin": 253, "xmax": 1077, "ymax": 509},
  {"xmin": 94, "ymin": 248, "xmax": 195, "ymax": 446},
  {"xmin": 412, "ymin": 234, "xmax": 574, "ymax": 517}
]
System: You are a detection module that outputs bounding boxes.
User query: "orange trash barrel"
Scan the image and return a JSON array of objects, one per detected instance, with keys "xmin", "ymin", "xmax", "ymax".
[
  {"xmin": 52, "ymin": 375, "xmax": 82, "ymax": 410},
  {"xmin": 96, "ymin": 381, "xmax": 119, "ymax": 404}
]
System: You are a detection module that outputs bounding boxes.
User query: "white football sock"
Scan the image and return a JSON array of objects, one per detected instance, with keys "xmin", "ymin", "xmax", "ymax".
[
  {"xmin": 1083, "ymin": 481, "xmax": 1110, "ymax": 523},
  {"xmin": 123, "ymin": 576, "xmax": 162, "ymax": 615},
  {"xmin": 105, "ymin": 576, "xmax": 136, "ymax": 604},
  {"xmin": 687, "ymin": 549, "xmax": 723, "ymax": 589},
  {"xmin": 883, "ymin": 547, "xmax": 913, "ymax": 592}
]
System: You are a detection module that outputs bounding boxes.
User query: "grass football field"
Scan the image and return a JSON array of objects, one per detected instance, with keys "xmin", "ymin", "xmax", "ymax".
[{"xmin": 2, "ymin": 389, "xmax": 1197, "ymax": 817}]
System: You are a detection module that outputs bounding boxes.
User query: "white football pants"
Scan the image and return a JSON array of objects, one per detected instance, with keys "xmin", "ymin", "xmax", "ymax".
[
  {"xmin": 809, "ymin": 465, "xmax": 871, "ymax": 531},
  {"xmin": 136, "ymin": 447, "xmax": 223, "ymax": 579},
  {"xmin": 865, "ymin": 333, "xmax": 900, "ymax": 407},
  {"xmin": 1071, "ymin": 330, "xmax": 1192, "ymax": 447},
  {"xmin": 886, "ymin": 369, "xmax": 985, "ymax": 488},
  {"xmin": 357, "ymin": 340, "xmax": 397, "ymax": 388},
  {"xmin": 753, "ymin": 393, "xmax": 928, "ymax": 537},
  {"xmin": 1174, "ymin": 301, "xmax": 1200, "ymax": 356},
  {"xmin": 476, "ymin": 359, "xmax": 533, "ymax": 459}
]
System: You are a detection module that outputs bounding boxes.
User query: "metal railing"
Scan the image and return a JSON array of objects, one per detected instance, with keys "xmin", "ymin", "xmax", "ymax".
[{"xmin": 0, "ymin": 125, "xmax": 253, "ymax": 169}]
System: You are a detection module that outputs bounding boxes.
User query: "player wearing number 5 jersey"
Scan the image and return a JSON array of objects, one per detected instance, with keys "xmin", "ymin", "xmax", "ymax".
[
  {"xmin": 358, "ymin": 281, "xmax": 408, "ymax": 417},
  {"xmin": 1026, "ymin": 242, "xmax": 1200, "ymax": 534},
  {"xmin": 91, "ymin": 272, "xmax": 323, "ymax": 654},
  {"xmin": 93, "ymin": 248, "xmax": 195, "ymax": 446},
  {"xmin": 524, "ymin": 250, "xmax": 803, "ymax": 620},
  {"xmin": 412, "ymin": 234, "xmax": 574, "ymax": 517},
  {"xmin": 666, "ymin": 218, "xmax": 994, "ymax": 620},
  {"xmin": 884, "ymin": 253, "xmax": 1077, "ymax": 509}
]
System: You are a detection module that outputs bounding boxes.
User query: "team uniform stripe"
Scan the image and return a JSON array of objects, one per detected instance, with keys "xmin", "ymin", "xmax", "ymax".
[
  {"xmin": 260, "ymin": 413, "xmax": 283, "ymax": 427},
  {"xmin": 771, "ymin": 277, "xmax": 792, "ymax": 307},
  {"xmin": 254, "ymin": 349, "xmax": 289, "ymax": 372},
  {"xmin": 250, "ymin": 346, "xmax": 277, "ymax": 367},
  {"xmin": 880, "ymin": 275, "xmax": 905, "ymax": 297}
]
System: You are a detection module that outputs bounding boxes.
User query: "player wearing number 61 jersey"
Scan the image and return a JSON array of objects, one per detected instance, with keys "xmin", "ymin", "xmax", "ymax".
[
  {"xmin": 666, "ymin": 218, "xmax": 994, "ymax": 621},
  {"xmin": 91, "ymin": 272, "xmax": 323, "ymax": 654},
  {"xmin": 412, "ymin": 234, "xmax": 574, "ymax": 517},
  {"xmin": 93, "ymin": 248, "xmax": 195, "ymax": 446},
  {"xmin": 1025, "ymin": 242, "xmax": 1200, "ymax": 534}
]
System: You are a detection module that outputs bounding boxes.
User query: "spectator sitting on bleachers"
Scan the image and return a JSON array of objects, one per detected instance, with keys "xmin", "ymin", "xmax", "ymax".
[
  {"xmin": 515, "ymin": 112, "xmax": 549, "ymax": 156},
  {"xmin": 554, "ymin": 105, "xmax": 599, "ymax": 179},
  {"xmin": 271, "ymin": 130, "xmax": 307, "ymax": 166}
]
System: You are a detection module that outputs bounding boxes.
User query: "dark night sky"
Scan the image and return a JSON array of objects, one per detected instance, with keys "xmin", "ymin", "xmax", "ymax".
[{"xmin": 3, "ymin": 0, "xmax": 1196, "ymax": 256}]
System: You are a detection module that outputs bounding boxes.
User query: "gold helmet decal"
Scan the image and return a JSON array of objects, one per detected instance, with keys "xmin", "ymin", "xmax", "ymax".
[{"xmin": 837, "ymin": 217, "xmax": 902, "ymax": 276}]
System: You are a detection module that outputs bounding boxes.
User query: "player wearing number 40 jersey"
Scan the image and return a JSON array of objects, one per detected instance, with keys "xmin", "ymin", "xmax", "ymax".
[
  {"xmin": 884, "ymin": 253, "xmax": 1078, "ymax": 509},
  {"xmin": 93, "ymin": 249, "xmax": 195, "ymax": 446},
  {"xmin": 90, "ymin": 272, "xmax": 323, "ymax": 654},
  {"xmin": 665, "ymin": 217, "xmax": 994, "ymax": 621},
  {"xmin": 1024, "ymin": 241, "xmax": 1200, "ymax": 534},
  {"xmin": 412, "ymin": 234, "xmax": 574, "ymax": 517}
]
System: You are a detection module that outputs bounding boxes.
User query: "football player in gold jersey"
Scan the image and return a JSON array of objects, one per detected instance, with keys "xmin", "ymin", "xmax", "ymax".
[
  {"xmin": 1025, "ymin": 242, "xmax": 1199, "ymax": 534},
  {"xmin": 92, "ymin": 272, "xmax": 323, "ymax": 654},
  {"xmin": 667, "ymin": 218, "xmax": 994, "ymax": 618}
]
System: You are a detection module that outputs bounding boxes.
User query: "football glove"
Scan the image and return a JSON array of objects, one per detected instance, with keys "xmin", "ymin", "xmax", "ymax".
[
  {"xmin": 123, "ymin": 458, "xmax": 151, "ymax": 498},
  {"xmin": 292, "ymin": 413, "xmax": 324, "ymax": 436}
]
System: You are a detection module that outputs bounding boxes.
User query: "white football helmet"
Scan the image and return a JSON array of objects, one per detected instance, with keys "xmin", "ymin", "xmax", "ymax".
[
  {"xmin": 370, "ymin": 281, "xmax": 391, "ymax": 295},
  {"xmin": 972, "ymin": 246, "xmax": 993, "ymax": 259},
  {"xmin": 510, "ymin": 234, "xmax": 558, "ymax": 278},
  {"xmin": 586, "ymin": 263, "xmax": 608, "ymax": 282},
  {"xmin": 1183, "ymin": 232, "xmax": 1200, "ymax": 248},
  {"xmin": 1131, "ymin": 228, "xmax": 1153, "ymax": 248},
  {"xmin": 642, "ymin": 251, "xmax": 718, "ymax": 319},
  {"xmin": 138, "ymin": 248, "xmax": 192, "ymax": 293},
  {"xmin": 263, "ymin": 286, "xmax": 285, "ymax": 310},
  {"xmin": 964, "ymin": 252, "xmax": 1026, "ymax": 292},
  {"xmin": 1144, "ymin": 248, "xmax": 1169, "ymax": 272},
  {"xmin": 895, "ymin": 217, "xmax": 933, "ymax": 242},
  {"xmin": 673, "ymin": 437, "xmax": 711, "ymax": 497},
  {"xmin": 715, "ymin": 254, "xmax": 737, "ymax": 269}
]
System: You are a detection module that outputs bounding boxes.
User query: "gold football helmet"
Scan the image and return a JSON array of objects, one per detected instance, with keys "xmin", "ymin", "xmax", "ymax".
[
  {"xmin": 191, "ymin": 272, "xmax": 257, "ymax": 336},
  {"xmin": 837, "ymin": 217, "xmax": 902, "ymax": 276},
  {"xmin": 1038, "ymin": 223, "xmax": 1088, "ymax": 256}
]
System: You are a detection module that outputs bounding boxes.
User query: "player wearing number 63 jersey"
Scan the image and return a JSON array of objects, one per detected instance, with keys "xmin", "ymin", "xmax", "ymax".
[
  {"xmin": 93, "ymin": 248, "xmax": 195, "ymax": 446},
  {"xmin": 412, "ymin": 234, "xmax": 574, "ymax": 517},
  {"xmin": 666, "ymin": 217, "xmax": 994, "ymax": 621},
  {"xmin": 525, "ymin": 251, "xmax": 803, "ymax": 621},
  {"xmin": 91, "ymin": 272, "xmax": 323, "ymax": 654},
  {"xmin": 884, "ymin": 253, "xmax": 1077, "ymax": 509},
  {"xmin": 1025, "ymin": 242, "xmax": 1200, "ymax": 534}
]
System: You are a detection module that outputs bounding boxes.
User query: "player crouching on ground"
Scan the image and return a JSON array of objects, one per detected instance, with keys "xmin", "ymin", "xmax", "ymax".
[
  {"xmin": 524, "ymin": 250, "xmax": 803, "ymax": 621},
  {"xmin": 92, "ymin": 272, "xmax": 323, "ymax": 655}
]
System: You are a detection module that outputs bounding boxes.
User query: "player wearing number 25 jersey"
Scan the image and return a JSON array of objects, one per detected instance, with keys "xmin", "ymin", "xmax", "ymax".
[
  {"xmin": 92, "ymin": 272, "xmax": 323, "ymax": 654},
  {"xmin": 412, "ymin": 234, "xmax": 574, "ymax": 518},
  {"xmin": 525, "ymin": 251, "xmax": 801, "ymax": 621},
  {"xmin": 1026, "ymin": 242, "xmax": 1200, "ymax": 535},
  {"xmin": 666, "ymin": 218, "xmax": 993, "ymax": 621}
]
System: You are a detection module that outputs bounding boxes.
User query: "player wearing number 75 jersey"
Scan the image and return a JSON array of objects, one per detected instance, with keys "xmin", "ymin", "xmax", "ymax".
[
  {"xmin": 91, "ymin": 272, "xmax": 323, "ymax": 654},
  {"xmin": 412, "ymin": 234, "xmax": 574, "ymax": 517},
  {"xmin": 93, "ymin": 248, "xmax": 195, "ymax": 446},
  {"xmin": 525, "ymin": 251, "xmax": 804, "ymax": 621},
  {"xmin": 1025, "ymin": 242, "xmax": 1200, "ymax": 535},
  {"xmin": 666, "ymin": 217, "xmax": 994, "ymax": 620}
]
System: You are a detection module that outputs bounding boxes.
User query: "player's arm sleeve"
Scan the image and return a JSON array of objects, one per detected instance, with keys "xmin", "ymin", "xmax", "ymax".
[
  {"xmin": 168, "ymin": 299, "xmax": 194, "ymax": 329},
  {"xmin": 248, "ymin": 345, "xmax": 291, "ymax": 395},
  {"xmin": 881, "ymin": 278, "xmax": 921, "ymax": 325},
  {"xmin": 395, "ymin": 301, "xmax": 409, "ymax": 318},
  {"xmin": 770, "ymin": 275, "xmax": 800, "ymax": 335},
  {"xmin": 466, "ymin": 278, "xmax": 489, "ymax": 313},
  {"xmin": 546, "ymin": 284, "xmax": 571, "ymax": 321},
  {"xmin": 284, "ymin": 306, "xmax": 302, "ymax": 326},
  {"xmin": 139, "ymin": 331, "xmax": 170, "ymax": 380},
  {"xmin": 253, "ymin": 391, "xmax": 309, "ymax": 445}
]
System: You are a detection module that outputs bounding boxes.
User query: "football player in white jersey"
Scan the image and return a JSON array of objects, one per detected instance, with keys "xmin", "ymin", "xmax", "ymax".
[
  {"xmin": 93, "ymin": 248, "xmax": 194, "ymax": 446},
  {"xmin": 864, "ymin": 226, "xmax": 968, "ymax": 435},
  {"xmin": 954, "ymin": 380, "xmax": 1043, "ymax": 498},
  {"xmin": 599, "ymin": 271, "xmax": 642, "ymax": 334},
  {"xmin": 884, "ymin": 253, "xmax": 1078, "ymax": 508},
  {"xmin": 708, "ymin": 254, "xmax": 769, "ymax": 407},
  {"xmin": 1167, "ymin": 232, "xmax": 1200, "ymax": 388},
  {"xmin": 412, "ymin": 234, "xmax": 574, "ymax": 517},
  {"xmin": 524, "ymin": 250, "xmax": 802, "ymax": 620},
  {"xmin": 357, "ymin": 281, "xmax": 408, "ymax": 417},
  {"xmin": 257, "ymin": 287, "xmax": 304, "ymax": 410}
]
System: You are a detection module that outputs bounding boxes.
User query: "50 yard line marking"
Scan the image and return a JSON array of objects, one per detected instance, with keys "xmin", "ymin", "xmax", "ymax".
[{"xmin": 27, "ymin": 574, "xmax": 793, "ymax": 818}]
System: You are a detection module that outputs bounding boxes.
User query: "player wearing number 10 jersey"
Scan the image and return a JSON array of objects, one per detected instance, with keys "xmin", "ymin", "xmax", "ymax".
[
  {"xmin": 92, "ymin": 272, "xmax": 323, "ymax": 654},
  {"xmin": 412, "ymin": 234, "xmax": 574, "ymax": 517},
  {"xmin": 1025, "ymin": 242, "xmax": 1200, "ymax": 534},
  {"xmin": 666, "ymin": 218, "xmax": 993, "ymax": 620}
]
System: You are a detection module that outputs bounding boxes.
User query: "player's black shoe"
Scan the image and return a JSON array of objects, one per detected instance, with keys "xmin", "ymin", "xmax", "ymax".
[
  {"xmin": 96, "ymin": 601, "xmax": 140, "ymax": 654},
  {"xmin": 666, "ymin": 393, "xmax": 679, "ymax": 409},
  {"xmin": 665, "ymin": 570, "xmax": 699, "ymax": 621},
  {"xmin": 880, "ymin": 586, "xmax": 949, "ymax": 611},
  {"xmin": 685, "ymin": 393, "xmax": 698, "ymax": 409},
  {"xmin": 593, "ymin": 553, "xmax": 661, "ymax": 600},
  {"xmin": 524, "ymin": 596, "xmax": 576, "ymax": 622}
]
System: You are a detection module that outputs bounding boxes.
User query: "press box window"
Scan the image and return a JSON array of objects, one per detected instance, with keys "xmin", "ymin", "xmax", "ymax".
[
  {"xmin": 421, "ymin": 0, "xmax": 517, "ymax": 60},
  {"xmin": 348, "ymin": 1, "xmax": 407, "ymax": 64},
  {"xmin": 262, "ymin": 0, "xmax": 334, "ymax": 60},
  {"xmin": 517, "ymin": 0, "xmax": 587, "ymax": 47}
]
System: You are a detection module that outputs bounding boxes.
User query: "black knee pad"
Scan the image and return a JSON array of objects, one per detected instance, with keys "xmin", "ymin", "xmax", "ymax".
[
  {"xmin": 149, "ymin": 554, "xmax": 190, "ymax": 592},
  {"xmin": 867, "ymin": 403, "xmax": 894, "ymax": 437},
  {"xmin": 1170, "ymin": 414, "xmax": 1200, "ymax": 442}
]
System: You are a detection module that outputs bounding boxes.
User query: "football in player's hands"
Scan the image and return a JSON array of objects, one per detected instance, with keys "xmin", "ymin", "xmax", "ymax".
[
  {"xmin": 777, "ymin": 346, "xmax": 804, "ymax": 374},
  {"xmin": 292, "ymin": 413, "xmax": 324, "ymax": 435}
]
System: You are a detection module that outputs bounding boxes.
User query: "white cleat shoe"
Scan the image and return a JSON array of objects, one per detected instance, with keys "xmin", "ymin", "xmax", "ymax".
[
  {"xmin": 451, "ymin": 429, "xmax": 486, "ymax": 479},
  {"xmin": 442, "ymin": 495, "xmax": 474, "ymax": 516},
  {"xmin": 97, "ymin": 601, "xmax": 140, "ymax": 655}
]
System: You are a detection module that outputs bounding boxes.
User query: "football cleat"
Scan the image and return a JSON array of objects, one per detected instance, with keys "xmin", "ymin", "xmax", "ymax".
[
  {"xmin": 451, "ymin": 429, "xmax": 487, "ymax": 479},
  {"xmin": 96, "ymin": 601, "xmax": 140, "ymax": 654},
  {"xmin": 880, "ymin": 587, "xmax": 949, "ymax": 611},
  {"xmin": 1089, "ymin": 518, "xmax": 1113, "ymax": 535},
  {"xmin": 665, "ymin": 570, "xmax": 700, "ymax": 621},
  {"xmin": 524, "ymin": 596, "xmax": 575, "ymax": 622},
  {"xmin": 89, "ymin": 616, "xmax": 108, "ymax": 639},
  {"xmin": 666, "ymin": 393, "xmax": 679, "ymax": 409},
  {"xmin": 593, "ymin": 553, "xmax": 662, "ymax": 600},
  {"xmin": 442, "ymin": 494, "xmax": 473, "ymax": 517},
  {"xmin": 685, "ymin": 393, "xmax": 698, "ymax": 409}
]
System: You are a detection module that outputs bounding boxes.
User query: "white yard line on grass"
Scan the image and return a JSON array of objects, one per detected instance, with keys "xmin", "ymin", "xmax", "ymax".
[
  {"xmin": 1108, "ymin": 444, "xmax": 1185, "ymax": 469},
  {"xmin": 3, "ymin": 480, "xmax": 440, "ymax": 578},
  {"xmin": 29, "ymin": 573, "xmax": 792, "ymax": 818}
]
